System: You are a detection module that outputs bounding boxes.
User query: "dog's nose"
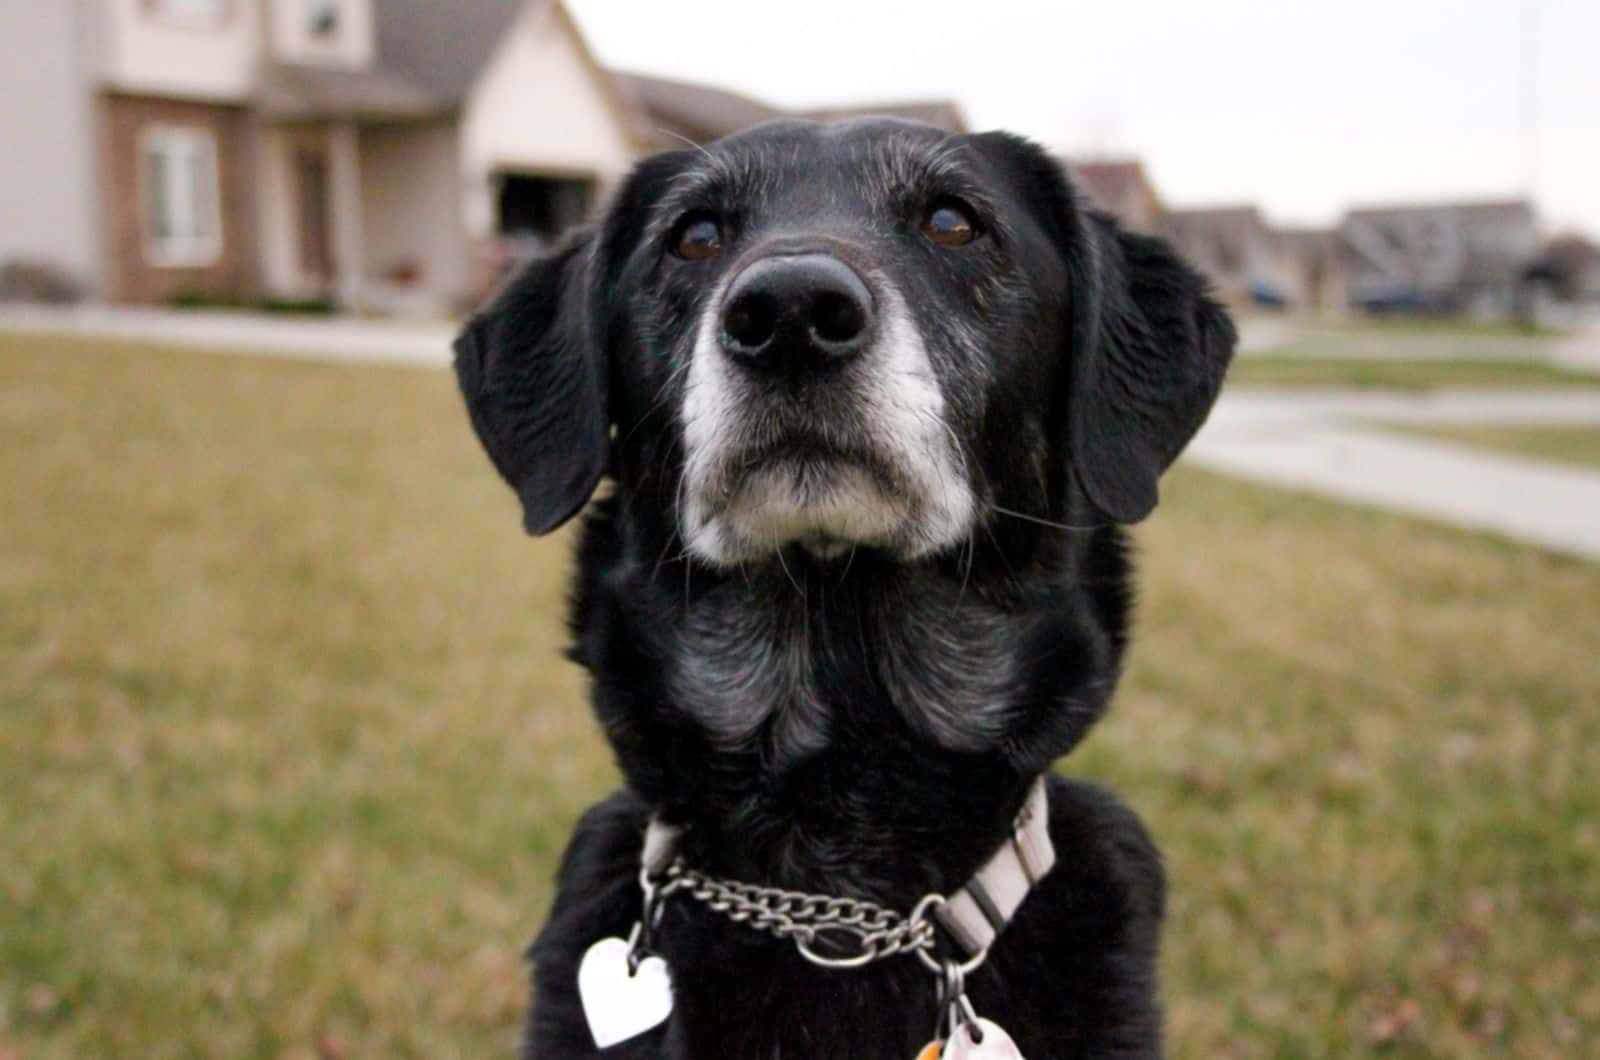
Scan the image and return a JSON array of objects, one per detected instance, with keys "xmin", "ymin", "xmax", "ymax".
[{"xmin": 721, "ymin": 254, "xmax": 874, "ymax": 374}]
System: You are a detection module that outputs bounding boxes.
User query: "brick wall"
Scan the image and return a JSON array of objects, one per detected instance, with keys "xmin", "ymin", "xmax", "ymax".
[{"xmin": 99, "ymin": 93, "xmax": 258, "ymax": 305}]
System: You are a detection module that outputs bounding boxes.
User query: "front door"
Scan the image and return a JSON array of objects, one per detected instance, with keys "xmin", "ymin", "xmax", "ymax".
[{"xmin": 295, "ymin": 147, "xmax": 333, "ymax": 283}]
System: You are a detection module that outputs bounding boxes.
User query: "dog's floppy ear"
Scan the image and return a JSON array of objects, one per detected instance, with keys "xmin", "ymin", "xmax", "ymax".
[
  {"xmin": 454, "ymin": 230, "xmax": 608, "ymax": 535},
  {"xmin": 1068, "ymin": 213, "xmax": 1236, "ymax": 523}
]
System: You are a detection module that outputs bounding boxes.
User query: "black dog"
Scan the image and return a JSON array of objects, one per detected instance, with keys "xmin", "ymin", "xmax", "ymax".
[{"xmin": 455, "ymin": 118, "xmax": 1234, "ymax": 1058}]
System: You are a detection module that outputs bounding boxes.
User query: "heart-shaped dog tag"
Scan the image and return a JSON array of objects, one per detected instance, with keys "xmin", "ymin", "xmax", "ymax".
[
  {"xmin": 943, "ymin": 1018, "xmax": 1026, "ymax": 1060},
  {"xmin": 577, "ymin": 936, "xmax": 674, "ymax": 1049}
]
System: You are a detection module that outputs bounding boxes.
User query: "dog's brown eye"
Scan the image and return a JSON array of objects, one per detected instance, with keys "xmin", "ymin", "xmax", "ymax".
[
  {"xmin": 673, "ymin": 216, "xmax": 723, "ymax": 260},
  {"xmin": 922, "ymin": 200, "xmax": 977, "ymax": 247}
]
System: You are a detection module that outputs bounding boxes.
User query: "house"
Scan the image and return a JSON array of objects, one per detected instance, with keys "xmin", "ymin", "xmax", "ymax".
[
  {"xmin": 0, "ymin": 0, "xmax": 639, "ymax": 313},
  {"xmin": 1538, "ymin": 234, "xmax": 1600, "ymax": 304},
  {"xmin": 615, "ymin": 72, "xmax": 967, "ymax": 151},
  {"xmin": 1067, "ymin": 158, "xmax": 1163, "ymax": 235},
  {"xmin": 1160, "ymin": 205, "xmax": 1301, "ymax": 308},
  {"xmin": 1277, "ymin": 227, "xmax": 1348, "ymax": 314},
  {"xmin": 1340, "ymin": 199, "xmax": 1539, "ymax": 317}
]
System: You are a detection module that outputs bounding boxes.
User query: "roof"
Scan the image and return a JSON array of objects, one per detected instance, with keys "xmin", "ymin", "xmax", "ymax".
[
  {"xmin": 259, "ymin": 61, "xmax": 442, "ymax": 120},
  {"xmin": 612, "ymin": 72, "xmax": 783, "ymax": 148},
  {"xmin": 1162, "ymin": 205, "xmax": 1271, "ymax": 240},
  {"xmin": 1068, "ymin": 159, "xmax": 1155, "ymax": 203},
  {"xmin": 373, "ymin": 0, "xmax": 526, "ymax": 103},
  {"xmin": 797, "ymin": 100, "xmax": 967, "ymax": 132},
  {"xmin": 1344, "ymin": 199, "xmax": 1535, "ymax": 226},
  {"xmin": 614, "ymin": 71, "xmax": 967, "ymax": 149}
]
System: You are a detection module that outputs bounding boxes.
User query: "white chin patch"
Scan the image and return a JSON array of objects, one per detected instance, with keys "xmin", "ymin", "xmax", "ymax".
[
  {"xmin": 695, "ymin": 462, "xmax": 908, "ymax": 563},
  {"xmin": 680, "ymin": 282, "xmax": 975, "ymax": 568}
]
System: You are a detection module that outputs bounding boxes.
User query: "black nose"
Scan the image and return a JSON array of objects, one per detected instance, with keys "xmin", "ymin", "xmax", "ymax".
[{"xmin": 721, "ymin": 254, "xmax": 874, "ymax": 374}]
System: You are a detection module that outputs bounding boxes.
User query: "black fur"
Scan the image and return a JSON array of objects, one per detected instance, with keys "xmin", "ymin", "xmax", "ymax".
[{"xmin": 453, "ymin": 119, "xmax": 1235, "ymax": 1058}]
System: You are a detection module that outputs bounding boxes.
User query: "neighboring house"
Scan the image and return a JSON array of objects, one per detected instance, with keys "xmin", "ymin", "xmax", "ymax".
[
  {"xmin": 1539, "ymin": 234, "xmax": 1600, "ymax": 303},
  {"xmin": 1340, "ymin": 200, "xmax": 1539, "ymax": 317},
  {"xmin": 615, "ymin": 71, "xmax": 966, "ymax": 151},
  {"xmin": 0, "ymin": 0, "xmax": 638, "ymax": 312},
  {"xmin": 1067, "ymin": 158, "xmax": 1163, "ymax": 235},
  {"xmin": 1160, "ymin": 205, "xmax": 1300, "ymax": 308},
  {"xmin": 1278, "ymin": 227, "xmax": 1348, "ymax": 314}
]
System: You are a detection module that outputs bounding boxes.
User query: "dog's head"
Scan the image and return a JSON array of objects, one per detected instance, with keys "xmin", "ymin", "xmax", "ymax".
[{"xmin": 456, "ymin": 120, "xmax": 1233, "ymax": 565}]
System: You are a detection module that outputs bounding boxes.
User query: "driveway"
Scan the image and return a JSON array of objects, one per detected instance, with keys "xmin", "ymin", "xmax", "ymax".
[{"xmin": 1189, "ymin": 387, "xmax": 1600, "ymax": 561}]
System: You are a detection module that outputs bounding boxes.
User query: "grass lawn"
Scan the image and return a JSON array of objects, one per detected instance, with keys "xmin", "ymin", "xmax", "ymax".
[
  {"xmin": 4, "ymin": 333, "xmax": 1599, "ymax": 1058},
  {"xmin": 1228, "ymin": 355, "xmax": 1600, "ymax": 391},
  {"xmin": 1377, "ymin": 423, "xmax": 1600, "ymax": 471}
]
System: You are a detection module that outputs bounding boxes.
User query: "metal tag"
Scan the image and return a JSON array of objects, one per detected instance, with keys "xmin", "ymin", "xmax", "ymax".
[
  {"xmin": 576, "ymin": 935, "xmax": 674, "ymax": 1049},
  {"xmin": 943, "ymin": 1017, "xmax": 1026, "ymax": 1059}
]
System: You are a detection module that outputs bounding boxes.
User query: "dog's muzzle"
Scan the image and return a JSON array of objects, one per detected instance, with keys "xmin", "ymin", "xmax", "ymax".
[{"xmin": 680, "ymin": 247, "xmax": 975, "ymax": 566}]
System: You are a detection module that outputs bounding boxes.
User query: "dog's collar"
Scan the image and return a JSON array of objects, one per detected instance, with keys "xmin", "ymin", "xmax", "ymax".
[
  {"xmin": 578, "ymin": 778, "xmax": 1055, "ymax": 1050},
  {"xmin": 640, "ymin": 774, "xmax": 1055, "ymax": 960}
]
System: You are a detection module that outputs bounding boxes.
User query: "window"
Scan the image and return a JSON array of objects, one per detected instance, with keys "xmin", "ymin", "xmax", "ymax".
[
  {"xmin": 141, "ymin": 127, "xmax": 223, "ymax": 267},
  {"xmin": 145, "ymin": 0, "xmax": 229, "ymax": 26},
  {"xmin": 306, "ymin": 0, "xmax": 340, "ymax": 37}
]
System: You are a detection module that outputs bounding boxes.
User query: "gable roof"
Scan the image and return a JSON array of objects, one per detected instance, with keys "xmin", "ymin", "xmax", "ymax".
[
  {"xmin": 373, "ymin": 0, "xmax": 527, "ymax": 103},
  {"xmin": 1068, "ymin": 159, "xmax": 1160, "ymax": 211},
  {"xmin": 614, "ymin": 71, "xmax": 966, "ymax": 150},
  {"xmin": 612, "ymin": 72, "xmax": 783, "ymax": 149}
]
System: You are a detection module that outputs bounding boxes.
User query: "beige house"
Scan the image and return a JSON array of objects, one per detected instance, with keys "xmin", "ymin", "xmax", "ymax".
[
  {"xmin": 1067, "ymin": 158, "xmax": 1163, "ymax": 235},
  {"xmin": 1159, "ymin": 205, "xmax": 1308, "ymax": 310},
  {"xmin": 0, "ymin": 0, "xmax": 638, "ymax": 312}
]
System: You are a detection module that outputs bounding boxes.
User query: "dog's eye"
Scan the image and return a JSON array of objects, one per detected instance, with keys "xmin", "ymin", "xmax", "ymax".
[
  {"xmin": 922, "ymin": 200, "xmax": 978, "ymax": 247},
  {"xmin": 672, "ymin": 215, "xmax": 724, "ymax": 261}
]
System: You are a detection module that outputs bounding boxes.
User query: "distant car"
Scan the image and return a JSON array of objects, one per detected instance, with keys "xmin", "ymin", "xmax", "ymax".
[{"xmin": 1248, "ymin": 280, "xmax": 1288, "ymax": 310}]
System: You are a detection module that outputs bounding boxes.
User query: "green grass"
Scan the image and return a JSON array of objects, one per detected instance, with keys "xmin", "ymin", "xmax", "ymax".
[
  {"xmin": 1378, "ymin": 424, "xmax": 1600, "ymax": 471},
  {"xmin": 1228, "ymin": 355, "xmax": 1600, "ymax": 391},
  {"xmin": 4, "ymin": 333, "xmax": 1599, "ymax": 1057}
]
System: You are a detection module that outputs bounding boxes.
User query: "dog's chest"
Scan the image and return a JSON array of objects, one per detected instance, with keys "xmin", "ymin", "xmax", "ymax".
[{"xmin": 664, "ymin": 578, "xmax": 1024, "ymax": 762}]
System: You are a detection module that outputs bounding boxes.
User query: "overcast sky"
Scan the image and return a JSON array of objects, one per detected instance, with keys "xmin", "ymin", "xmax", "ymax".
[{"xmin": 567, "ymin": 0, "xmax": 1599, "ymax": 237}]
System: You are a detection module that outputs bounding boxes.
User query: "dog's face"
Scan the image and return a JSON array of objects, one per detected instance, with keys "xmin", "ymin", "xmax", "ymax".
[{"xmin": 457, "ymin": 120, "xmax": 1233, "ymax": 563}]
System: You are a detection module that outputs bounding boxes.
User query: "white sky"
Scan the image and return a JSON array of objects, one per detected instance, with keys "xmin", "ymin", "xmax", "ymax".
[{"xmin": 567, "ymin": 0, "xmax": 1600, "ymax": 237}]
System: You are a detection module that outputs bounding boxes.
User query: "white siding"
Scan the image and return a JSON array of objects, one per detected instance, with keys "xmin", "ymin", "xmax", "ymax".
[
  {"xmin": 359, "ymin": 120, "xmax": 468, "ymax": 305},
  {"xmin": 0, "ymin": 0, "xmax": 101, "ymax": 291},
  {"xmin": 258, "ymin": 125, "xmax": 309, "ymax": 295},
  {"xmin": 459, "ymin": 1, "xmax": 635, "ymax": 241},
  {"xmin": 102, "ymin": 0, "xmax": 261, "ymax": 103},
  {"xmin": 268, "ymin": 0, "xmax": 375, "ymax": 69}
]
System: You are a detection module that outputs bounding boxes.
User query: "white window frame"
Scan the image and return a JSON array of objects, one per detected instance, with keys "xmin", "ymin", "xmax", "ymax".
[
  {"xmin": 145, "ymin": 0, "xmax": 231, "ymax": 30},
  {"xmin": 140, "ymin": 125, "xmax": 224, "ymax": 269}
]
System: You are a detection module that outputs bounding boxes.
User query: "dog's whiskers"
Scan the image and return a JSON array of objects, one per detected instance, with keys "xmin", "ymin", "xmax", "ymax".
[{"xmin": 990, "ymin": 504, "xmax": 1105, "ymax": 533}]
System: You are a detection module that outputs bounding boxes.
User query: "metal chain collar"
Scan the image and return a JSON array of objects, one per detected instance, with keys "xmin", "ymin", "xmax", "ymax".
[{"xmin": 650, "ymin": 859, "xmax": 973, "ymax": 972}]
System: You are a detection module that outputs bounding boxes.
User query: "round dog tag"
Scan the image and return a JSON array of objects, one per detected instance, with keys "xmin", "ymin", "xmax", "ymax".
[
  {"xmin": 914, "ymin": 1042, "xmax": 943, "ymax": 1060},
  {"xmin": 943, "ymin": 1018, "xmax": 1025, "ymax": 1059},
  {"xmin": 577, "ymin": 935, "xmax": 674, "ymax": 1048}
]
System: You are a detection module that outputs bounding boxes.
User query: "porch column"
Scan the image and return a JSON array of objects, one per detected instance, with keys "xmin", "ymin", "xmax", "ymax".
[{"xmin": 328, "ymin": 121, "xmax": 364, "ymax": 309}]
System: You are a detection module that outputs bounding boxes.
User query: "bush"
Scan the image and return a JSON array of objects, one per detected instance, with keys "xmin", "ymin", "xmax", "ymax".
[
  {"xmin": 165, "ymin": 290, "xmax": 338, "ymax": 316},
  {"xmin": 0, "ymin": 260, "xmax": 85, "ymax": 304}
]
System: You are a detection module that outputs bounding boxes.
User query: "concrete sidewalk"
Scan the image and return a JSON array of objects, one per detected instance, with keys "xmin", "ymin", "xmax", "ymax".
[
  {"xmin": 1189, "ymin": 387, "xmax": 1600, "ymax": 560},
  {"xmin": 0, "ymin": 304, "xmax": 457, "ymax": 365}
]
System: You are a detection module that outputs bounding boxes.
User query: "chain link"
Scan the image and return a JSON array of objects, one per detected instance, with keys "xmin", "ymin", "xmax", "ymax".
[{"xmin": 655, "ymin": 859, "xmax": 942, "ymax": 969}]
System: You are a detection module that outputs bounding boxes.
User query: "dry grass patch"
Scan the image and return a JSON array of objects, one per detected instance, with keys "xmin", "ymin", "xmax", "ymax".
[
  {"xmin": 1228, "ymin": 354, "xmax": 1600, "ymax": 390},
  {"xmin": 3, "ymin": 333, "xmax": 1597, "ymax": 1057},
  {"xmin": 1375, "ymin": 423, "xmax": 1600, "ymax": 471}
]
